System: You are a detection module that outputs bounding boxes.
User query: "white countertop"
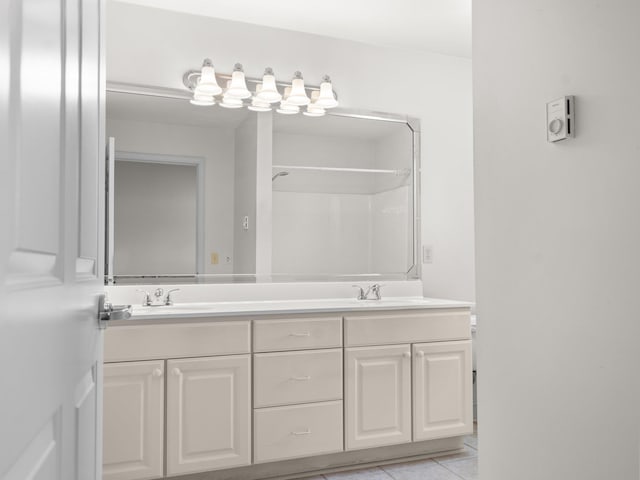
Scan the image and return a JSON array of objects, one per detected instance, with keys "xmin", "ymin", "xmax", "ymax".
[{"xmin": 123, "ymin": 296, "xmax": 471, "ymax": 321}]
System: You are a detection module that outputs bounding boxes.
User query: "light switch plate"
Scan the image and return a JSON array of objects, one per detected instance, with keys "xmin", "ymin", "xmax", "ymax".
[{"xmin": 547, "ymin": 95, "xmax": 574, "ymax": 142}]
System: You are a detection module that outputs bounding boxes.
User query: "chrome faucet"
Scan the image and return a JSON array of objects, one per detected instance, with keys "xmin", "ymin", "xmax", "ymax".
[
  {"xmin": 136, "ymin": 287, "xmax": 180, "ymax": 306},
  {"xmin": 164, "ymin": 288, "xmax": 180, "ymax": 305},
  {"xmin": 352, "ymin": 284, "xmax": 383, "ymax": 300}
]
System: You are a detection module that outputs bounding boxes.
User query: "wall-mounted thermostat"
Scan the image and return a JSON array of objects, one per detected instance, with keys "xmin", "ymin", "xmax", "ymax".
[{"xmin": 546, "ymin": 95, "xmax": 574, "ymax": 142}]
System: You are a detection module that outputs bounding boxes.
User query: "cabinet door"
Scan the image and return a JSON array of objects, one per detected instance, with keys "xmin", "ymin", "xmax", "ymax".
[
  {"xmin": 413, "ymin": 341, "xmax": 473, "ymax": 441},
  {"xmin": 166, "ymin": 355, "xmax": 251, "ymax": 476},
  {"xmin": 103, "ymin": 361, "xmax": 164, "ymax": 480},
  {"xmin": 345, "ymin": 345, "xmax": 412, "ymax": 450}
]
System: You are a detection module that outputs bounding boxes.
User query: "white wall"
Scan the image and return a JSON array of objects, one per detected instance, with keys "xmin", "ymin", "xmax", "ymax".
[
  {"xmin": 106, "ymin": 117, "xmax": 235, "ymax": 273},
  {"xmin": 474, "ymin": 1, "xmax": 640, "ymax": 479},
  {"xmin": 233, "ymin": 115, "xmax": 258, "ymax": 274},
  {"xmin": 107, "ymin": 1, "xmax": 475, "ymax": 301}
]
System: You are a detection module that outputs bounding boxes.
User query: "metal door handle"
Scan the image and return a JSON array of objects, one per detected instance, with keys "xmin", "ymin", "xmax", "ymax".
[
  {"xmin": 290, "ymin": 429, "xmax": 311, "ymax": 436},
  {"xmin": 289, "ymin": 375, "xmax": 311, "ymax": 381},
  {"xmin": 98, "ymin": 294, "xmax": 131, "ymax": 327},
  {"xmin": 289, "ymin": 332, "xmax": 311, "ymax": 337}
]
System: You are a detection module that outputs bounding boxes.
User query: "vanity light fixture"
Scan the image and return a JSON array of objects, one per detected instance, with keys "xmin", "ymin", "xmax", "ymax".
[
  {"xmin": 303, "ymin": 90, "xmax": 326, "ymax": 117},
  {"xmin": 248, "ymin": 84, "xmax": 272, "ymax": 112},
  {"xmin": 194, "ymin": 59, "xmax": 222, "ymax": 96},
  {"xmin": 314, "ymin": 75, "xmax": 339, "ymax": 109},
  {"xmin": 224, "ymin": 63, "xmax": 252, "ymax": 99},
  {"xmin": 256, "ymin": 68, "xmax": 282, "ymax": 103},
  {"xmin": 183, "ymin": 60, "xmax": 338, "ymax": 115},
  {"xmin": 286, "ymin": 71, "xmax": 311, "ymax": 106}
]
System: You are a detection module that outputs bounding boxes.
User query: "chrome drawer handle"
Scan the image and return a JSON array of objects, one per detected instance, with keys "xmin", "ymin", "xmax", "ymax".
[
  {"xmin": 289, "ymin": 375, "xmax": 311, "ymax": 381},
  {"xmin": 288, "ymin": 332, "xmax": 311, "ymax": 337},
  {"xmin": 290, "ymin": 429, "xmax": 311, "ymax": 436}
]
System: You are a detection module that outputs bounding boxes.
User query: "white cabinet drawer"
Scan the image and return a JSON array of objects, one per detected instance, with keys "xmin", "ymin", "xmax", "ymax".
[
  {"xmin": 253, "ymin": 317, "xmax": 342, "ymax": 352},
  {"xmin": 104, "ymin": 321, "xmax": 250, "ymax": 362},
  {"xmin": 344, "ymin": 309, "xmax": 470, "ymax": 347},
  {"xmin": 254, "ymin": 349, "xmax": 342, "ymax": 408},
  {"xmin": 254, "ymin": 401, "xmax": 343, "ymax": 463}
]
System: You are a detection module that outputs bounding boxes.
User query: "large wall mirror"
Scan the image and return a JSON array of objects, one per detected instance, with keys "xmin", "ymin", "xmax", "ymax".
[{"xmin": 105, "ymin": 84, "xmax": 420, "ymax": 284}]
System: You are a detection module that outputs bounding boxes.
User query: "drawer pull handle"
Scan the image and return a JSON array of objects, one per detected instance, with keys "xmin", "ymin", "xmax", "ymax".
[
  {"xmin": 289, "ymin": 375, "xmax": 311, "ymax": 381},
  {"xmin": 288, "ymin": 332, "xmax": 311, "ymax": 337},
  {"xmin": 291, "ymin": 429, "xmax": 311, "ymax": 436}
]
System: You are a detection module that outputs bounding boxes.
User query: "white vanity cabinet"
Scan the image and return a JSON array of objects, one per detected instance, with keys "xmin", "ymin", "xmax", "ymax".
[
  {"xmin": 345, "ymin": 345, "xmax": 412, "ymax": 450},
  {"xmin": 413, "ymin": 341, "xmax": 473, "ymax": 441},
  {"xmin": 252, "ymin": 316, "xmax": 344, "ymax": 463},
  {"xmin": 103, "ymin": 305, "xmax": 472, "ymax": 480},
  {"xmin": 103, "ymin": 361, "xmax": 164, "ymax": 480},
  {"xmin": 344, "ymin": 309, "xmax": 473, "ymax": 450},
  {"xmin": 166, "ymin": 355, "xmax": 251, "ymax": 475}
]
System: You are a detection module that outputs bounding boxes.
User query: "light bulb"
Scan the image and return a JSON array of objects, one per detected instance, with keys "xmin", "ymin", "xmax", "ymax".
[
  {"xmin": 286, "ymin": 71, "xmax": 310, "ymax": 106},
  {"xmin": 256, "ymin": 67, "xmax": 282, "ymax": 103},
  {"xmin": 224, "ymin": 63, "xmax": 251, "ymax": 99},
  {"xmin": 248, "ymin": 87, "xmax": 272, "ymax": 112},
  {"xmin": 314, "ymin": 75, "xmax": 338, "ymax": 109},
  {"xmin": 276, "ymin": 86, "xmax": 299, "ymax": 114},
  {"xmin": 194, "ymin": 59, "xmax": 222, "ymax": 96}
]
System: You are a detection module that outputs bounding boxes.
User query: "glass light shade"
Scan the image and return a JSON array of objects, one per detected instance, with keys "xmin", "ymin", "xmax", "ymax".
[
  {"xmin": 225, "ymin": 64, "xmax": 251, "ymax": 99},
  {"xmin": 286, "ymin": 72, "xmax": 310, "ymax": 106},
  {"xmin": 195, "ymin": 60, "xmax": 222, "ymax": 96},
  {"xmin": 190, "ymin": 93, "xmax": 215, "ymax": 106},
  {"xmin": 248, "ymin": 103, "xmax": 272, "ymax": 112},
  {"xmin": 315, "ymin": 76, "xmax": 338, "ymax": 108},
  {"xmin": 219, "ymin": 96, "xmax": 243, "ymax": 109},
  {"xmin": 256, "ymin": 69, "xmax": 282, "ymax": 103}
]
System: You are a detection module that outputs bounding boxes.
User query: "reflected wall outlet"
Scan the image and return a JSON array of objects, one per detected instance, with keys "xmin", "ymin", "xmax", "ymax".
[
  {"xmin": 423, "ymin": 245, "xmax": 433, "ymax": 264},
  {"xmin": 242, "ymin": 216, "xmax": 249, "ymax": 230}
]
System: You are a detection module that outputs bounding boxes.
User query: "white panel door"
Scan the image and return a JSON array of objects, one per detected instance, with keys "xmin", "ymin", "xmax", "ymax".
[
  {"xmin": 413, "ymin": 341, "xmax": 473, "ymax": 441},
  {"xmin": 167, "ymin": 355, "xmax": 251, "ymax": 476},
  {"xmin": 345, "ymin": 345, "xmax": 412, "ymax": 450},
  {"xmin": 103, "ymin": 361, "xmax": 164, "ymax": 480},
  {"xmin": 0, "ymin": 0, "xmax": 104, "ymax": 479}
]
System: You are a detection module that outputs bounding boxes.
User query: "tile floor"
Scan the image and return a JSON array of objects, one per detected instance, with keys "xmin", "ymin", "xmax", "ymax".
[{"xmin": 298, "ymin": 426, "xmax": 478, "ymax": 480}]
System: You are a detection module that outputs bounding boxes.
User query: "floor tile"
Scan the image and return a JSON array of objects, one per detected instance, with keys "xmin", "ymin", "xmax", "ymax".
[
  {"xmin": 463, "ymin": 433, "xmax": 478, "ymax": 450},
  {"xmin": 324, "ymin": 466, "xmax": 393, "ymax": 480},
  {"xmin": 440, "ymin": 457, "xmax": 477, "ymax": 480},
  {"xmin": 382, "ymin": 459, "xmax": 463, "ymax": 480}
]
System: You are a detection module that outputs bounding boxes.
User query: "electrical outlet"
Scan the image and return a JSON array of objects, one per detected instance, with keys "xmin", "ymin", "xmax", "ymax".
[
  {"xmin": 242, "ymin": 216, "xmax": 249, "ymax": 231},
  {"xmin": 423, "ymin": 245, "xmax": 433, "ymax": 264},
  {"xmin": 210, "ymin": 252, "xmax": 219, "ymax": 265}
]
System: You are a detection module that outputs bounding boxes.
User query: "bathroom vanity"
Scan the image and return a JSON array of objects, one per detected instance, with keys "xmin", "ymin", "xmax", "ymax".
[{"xmin": 102, "ymin": 299, "xmax": 472, "ymax": 480}]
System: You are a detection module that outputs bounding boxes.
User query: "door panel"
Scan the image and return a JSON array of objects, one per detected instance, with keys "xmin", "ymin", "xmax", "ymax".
[
  {"xmin": 167, "ymin": 355, "xmax": 251, "ymax": 476},
  {"xmin": 345, "ymin": 345, "xmax": 412, "ymax": 450},
  {"xmin": 0, "ymin": 0, "xmax": 104, "ymax": 477},
  {"xmin": 413, "ymin": 341, "xmax": 473, "ymax": 441}
]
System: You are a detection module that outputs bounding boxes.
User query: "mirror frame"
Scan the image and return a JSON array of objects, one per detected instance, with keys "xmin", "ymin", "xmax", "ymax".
[{"xmin": 105, "ymin": 82, "xmax": 421, "ymax": 284}]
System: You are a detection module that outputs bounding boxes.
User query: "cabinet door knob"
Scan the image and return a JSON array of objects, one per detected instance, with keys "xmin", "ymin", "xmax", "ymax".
[
  {"xmin": 172, "ymin": 368, "xmax": 181, "ymax": 376},
  {"xmin": 416, "ymin": 351, "xmax": 425, "ymax": 358},
  {"xmin": 152, "ymin": 368, "xmax": 163, "ymax": 377},
  {"xmin": 403, "ymin": 351, "xmax": 411, "ymax": 358}
]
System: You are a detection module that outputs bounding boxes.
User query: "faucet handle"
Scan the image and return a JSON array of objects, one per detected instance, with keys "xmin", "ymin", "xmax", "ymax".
[
  {"xmin": 165, "ymin": 288, "xmax": 180, "ymax": 306},
  {"xmin": 369, "ymin": 284, "xmax": 383, "ymax": 300},
  {"xmin": 352, "ymin": 285, "xmax": 366, "ymax": 300},
  {"xmin": 136, "ymin": 289, "xmax": 152, "ymax": 306},
  {"xmin": 154, "ymin": 288, "xmax": 164, "ymax": 300}
]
